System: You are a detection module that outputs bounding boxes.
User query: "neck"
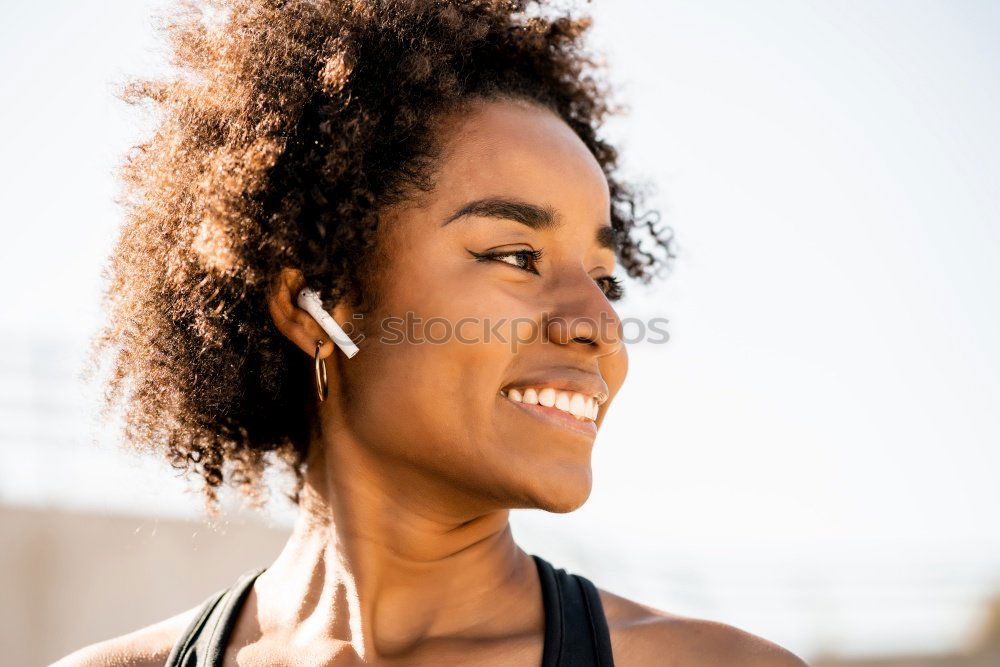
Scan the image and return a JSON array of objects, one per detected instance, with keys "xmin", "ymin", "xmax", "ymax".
[{"xmin": 252, "ymin": 423, "xmax": 542, "ymax": 660}]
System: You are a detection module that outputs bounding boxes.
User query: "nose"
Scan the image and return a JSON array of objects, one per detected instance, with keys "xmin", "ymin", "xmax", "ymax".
[{"xmin": 544, "ymin": 272, "xmax": 623, "ymax": 357}]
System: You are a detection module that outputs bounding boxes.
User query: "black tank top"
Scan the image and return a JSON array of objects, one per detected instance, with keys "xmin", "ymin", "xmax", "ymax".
[{"xmin": 164, "ymin": 554, "xmax": 614, "ymax": 666}]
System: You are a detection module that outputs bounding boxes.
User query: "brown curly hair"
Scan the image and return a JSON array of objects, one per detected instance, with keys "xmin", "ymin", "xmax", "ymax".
[{"xmin": 87, "ymin": 0, "xmax": 674, "ymax": 510}]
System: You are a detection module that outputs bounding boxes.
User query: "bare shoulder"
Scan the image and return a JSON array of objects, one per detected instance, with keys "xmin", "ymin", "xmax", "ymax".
[
  {"xmin": 598, "ymin": 589, "xmax": 808, "ymax": 666},
  {"xmin": 50, "ymin": 604, "xmax": 201, "ymax": 667}
]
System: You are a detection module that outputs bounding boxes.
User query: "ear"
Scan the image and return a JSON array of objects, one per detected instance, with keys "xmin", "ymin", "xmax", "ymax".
[{"xmin": 267, "ymin": 267, "xmax": 342, "ymax": 359}]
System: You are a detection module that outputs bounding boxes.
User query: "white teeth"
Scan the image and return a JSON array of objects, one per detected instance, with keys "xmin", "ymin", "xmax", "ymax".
[
  {"xmin": 504, "ymin": 386, "xmax": 602, "ymax": 422},
  {"xmin": 537, "ymin": 388, "xmax": 556, "ymax": 407}
]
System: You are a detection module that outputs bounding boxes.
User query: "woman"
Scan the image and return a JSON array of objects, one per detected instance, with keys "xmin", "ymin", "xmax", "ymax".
[{"xmin": 61, "ymin": 1, "xmax": 804, "ymax": 664}]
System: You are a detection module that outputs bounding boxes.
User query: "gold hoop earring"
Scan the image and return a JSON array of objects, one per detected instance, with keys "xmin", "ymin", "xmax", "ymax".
[{"xmin": 314, "ymin": 339, "xmax": 328, "ymax": 402}]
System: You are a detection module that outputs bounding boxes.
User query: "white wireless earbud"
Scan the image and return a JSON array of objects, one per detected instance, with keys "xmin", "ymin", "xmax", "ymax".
[{"xmin": 296, "ymin": 287, "xmax": 360, "ymax": 359}]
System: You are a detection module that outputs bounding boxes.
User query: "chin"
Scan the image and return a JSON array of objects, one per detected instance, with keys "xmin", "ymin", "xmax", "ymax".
[{"xmin": 521, "ymin": 465, "xmax": 593, "ymax": 514}]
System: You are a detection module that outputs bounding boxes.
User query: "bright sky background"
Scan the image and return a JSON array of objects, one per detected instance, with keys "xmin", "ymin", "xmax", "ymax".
[{"xmin": 1, "ymin": 0, "xmax": 998, "ymax": 660}]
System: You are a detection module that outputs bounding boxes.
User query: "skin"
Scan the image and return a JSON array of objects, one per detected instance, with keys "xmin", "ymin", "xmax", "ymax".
[{"xmin": 57, "ymin": 99, "xmax": 806, "ymax": 666}]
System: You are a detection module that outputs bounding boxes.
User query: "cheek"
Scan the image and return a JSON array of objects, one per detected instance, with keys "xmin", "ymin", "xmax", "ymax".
[{"xmin": 338, "ymin": 316, "xmax": 514, "ymax": 470}]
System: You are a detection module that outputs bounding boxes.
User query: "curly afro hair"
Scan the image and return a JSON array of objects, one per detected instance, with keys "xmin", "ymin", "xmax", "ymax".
[{"xmin": 87, "ymin": 0, "xmax": 675, "ymax": 511}]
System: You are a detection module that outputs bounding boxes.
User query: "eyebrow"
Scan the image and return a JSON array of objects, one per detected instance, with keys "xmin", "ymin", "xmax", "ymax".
[
  {"xmin": 442, "ymin": 196, "xmax": 618, "ymax": 252},
  {"xmin": 442, "ymin": 197, "xmax": 557, "ymax": 229},
  {"xmin": 595, "ymin": 224, "xmax": 617, "ymax": 252}
]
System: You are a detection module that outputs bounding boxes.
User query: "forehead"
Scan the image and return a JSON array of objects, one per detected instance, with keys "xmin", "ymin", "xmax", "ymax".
[{"xmin": 430, "ymin": 98, "xmax": 611, "ymax": 215}]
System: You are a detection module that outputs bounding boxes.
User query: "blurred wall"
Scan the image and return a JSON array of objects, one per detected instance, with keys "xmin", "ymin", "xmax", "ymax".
[{"xmin": 1, "ymin": 504, "xmax": 287, "ymax": 666}]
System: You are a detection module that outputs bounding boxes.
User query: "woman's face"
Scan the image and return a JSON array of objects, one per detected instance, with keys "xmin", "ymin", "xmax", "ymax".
[{"xmin": 337, "ymin": 98, "xmax": 627, "ymax": 514}]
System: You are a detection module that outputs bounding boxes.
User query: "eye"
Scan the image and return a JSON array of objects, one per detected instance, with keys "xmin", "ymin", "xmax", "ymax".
[
  {"xmin": 467, "ymin": 248, "xmax": 543, "ymax": 275},
  {"xmin": 596, "ymin": 275, "xmax": 624, "ymax": 301}
]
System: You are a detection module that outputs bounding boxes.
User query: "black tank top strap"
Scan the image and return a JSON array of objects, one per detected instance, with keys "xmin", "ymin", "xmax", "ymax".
[
  {"xmin": 532, "ymin": 554, "xmax": 615, "ymax": 667},
  {"xmin": 164, "ymin": 567, "xmax": 265, "ymax": 667}
]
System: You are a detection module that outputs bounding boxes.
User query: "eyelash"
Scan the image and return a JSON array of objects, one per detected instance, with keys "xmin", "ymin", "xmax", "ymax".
[
  {"xmin": 469, "ymin": 248, "xmax": 544, "ymax": 273},
  {"xmin": 468, "ymin": 249, "xmax": 625, "ymax": 301},
  {"xmin": 596, "ymin": 275, "xmax": 624, "ymax": 301}
]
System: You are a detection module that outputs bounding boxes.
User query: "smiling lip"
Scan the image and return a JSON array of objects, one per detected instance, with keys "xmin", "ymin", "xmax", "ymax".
[
  {"xmin": 499, "ymin": 393, "xmax": 598, "ymax": 438},
  {"xmin": 501, "ymin": 371, "xmax": 609, "ymax": 406}
]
